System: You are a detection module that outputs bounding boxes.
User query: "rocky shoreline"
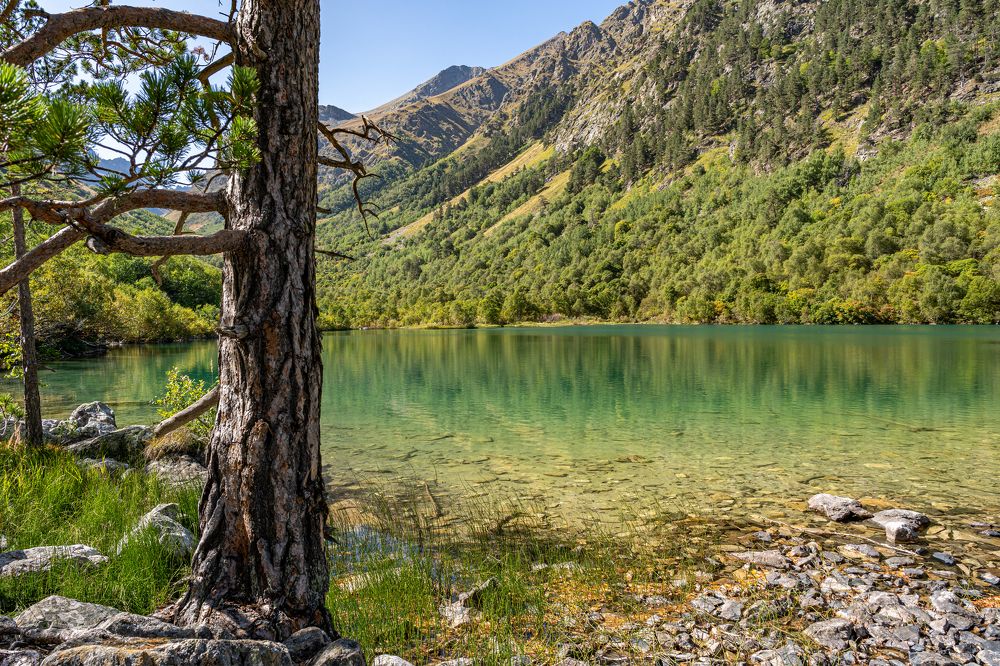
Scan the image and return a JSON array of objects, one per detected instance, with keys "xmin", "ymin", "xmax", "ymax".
[{"xmin": 1, "ymin": 406, "xmax": 998, "ymax": 665}]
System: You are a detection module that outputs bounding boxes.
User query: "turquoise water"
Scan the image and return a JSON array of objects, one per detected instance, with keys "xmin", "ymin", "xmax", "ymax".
[{"xmin": 8, "ymin": 326, "xmax": 1000, "ymax": 522}]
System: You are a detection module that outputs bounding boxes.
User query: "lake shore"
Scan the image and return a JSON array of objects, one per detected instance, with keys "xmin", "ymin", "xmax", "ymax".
[{"xmin": 2, "ymin": 408, "xmax": 998, "ymax": 665}]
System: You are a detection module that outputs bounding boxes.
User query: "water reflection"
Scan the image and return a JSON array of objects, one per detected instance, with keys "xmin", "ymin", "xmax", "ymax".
[{"xmin": 8, "ymin": 326, "xmax": 999, "ymax": 521}]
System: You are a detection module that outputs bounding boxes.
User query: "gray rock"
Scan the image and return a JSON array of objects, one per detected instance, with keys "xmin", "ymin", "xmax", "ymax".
[
  {"xmin": 841, "ymin": 544, "xmax": 880, "ymax": 559},
  {"xmin": 509, "ymin": 658, "xmax": 532, "ymax": 666},
  {"xmin": 283, "ymin": 627, "xmax": 331, "ymax": 663},
  {"xmin": 67, "ymin": 426, "xmax": 151, "ymax": 462},
  {"xmin": 718, "ymin": 600, "xmax": 743, "ymax": 621},
  {"xmin": 15, "ymin": 596, "xmax": 120, "ymax": 639},
  {"xmin": 40, "ymin": 638, "xmax": 292, "ymax": 665},
  {"xmin": 433, "ymin": 661, "xmax": 472, "ymax": 666},
  {"xmin": 0, "ymin": 546, "xmax": 107, "ymax": 578},
  {"xmin": 556, "ymin": 660, "xmax": 589, "ymax": 666},
  {"xmin": 751, "ymin": 642, "xmax": 805, "ymax": 666},
  {"xmin": 371, "ymin": 658, "xmax": 414, "ymax": 666},
  {"xmin": 77, "ymin": 459, "xmax": 130, "ymax": 474},
  {"xmin": 310, "ymin": 639, "xmax": 363, "ymax": 666},
  {"xmin": 804, "ymin": 618, "xmax": 856, "ymax": 650},
  {"xmin": 908, "ymin": 652, "xmax": 958, "ymax": 666},
  {"xmin": 69, "ymin": 403, "xmax": 117, "ymax": 438},
  {"xmin": 808, "ymin": 494, "xmax": 872, "ymax": 522},
  {"xmin": 93, "ymin": 613, "xmax": 193, "ymax": 640},
  {"xmin": 885, "ymin": 557, "xmax": 915, "ymax": 568},
  {"xmin": 980, "ymin": 572, "xmax": 1000, "ymax": 586},
  {"xmin": 116, "ymin": 504, "xmax": 194, "ymax": 561},
  {"xmin": 690, "ymin": 594, "xmax": 722, "ymax": 614},
  {"xmin": 0, "ymin": 649, "xmax": 43, "ymax": 666},
  {"xmin": 979, "ymin": 651, "xmax": 1000, "ymax": 666},
  {"xmin": 932, "ymin": 552, "xmax": 957, "ymax": 566},
  {"xmin": 733, "ymin": 550, "xmax": 790, "ymax": 569},
  {"xmin": 871, "ymin": 509, "xmax": 930, "ymax": 543},
  {"xmin": 145, "ymin": 457, "xmax": 209, "ymax": 489}
]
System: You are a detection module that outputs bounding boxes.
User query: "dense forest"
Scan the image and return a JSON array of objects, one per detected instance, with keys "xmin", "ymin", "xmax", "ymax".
[{"xmin": 3, "ymin": 0, "xmax": 1000, "ymax": 359}]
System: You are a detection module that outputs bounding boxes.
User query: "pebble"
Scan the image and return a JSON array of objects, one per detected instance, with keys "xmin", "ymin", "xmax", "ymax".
[{"xmin": 932, "ymin": 552, "xmax": 957, "ymax": 566}]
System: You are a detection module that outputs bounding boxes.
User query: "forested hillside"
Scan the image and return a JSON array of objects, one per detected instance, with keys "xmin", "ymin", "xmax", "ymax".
[{"xmin": 314, "ymin": 0, "xmax": 1000, "ymax": 327}]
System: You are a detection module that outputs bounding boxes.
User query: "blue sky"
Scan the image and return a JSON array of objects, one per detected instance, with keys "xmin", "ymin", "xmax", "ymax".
[{"xmin": 41, "ymin": 0, "xmax": 625, "ymax": 112}]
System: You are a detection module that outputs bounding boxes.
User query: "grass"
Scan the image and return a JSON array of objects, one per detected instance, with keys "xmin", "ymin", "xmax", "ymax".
[{"xmin": 0, "ymin": 444, "xmax": 200, "ymax": 615}]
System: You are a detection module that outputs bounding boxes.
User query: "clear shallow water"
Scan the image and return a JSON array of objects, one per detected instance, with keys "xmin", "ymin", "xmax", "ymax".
[{"xmin": 8, "ymin": 326, "xmax": 1000, "ymax": 523}]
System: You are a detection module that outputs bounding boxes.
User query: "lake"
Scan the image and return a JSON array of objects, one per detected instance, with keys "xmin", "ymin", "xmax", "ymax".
[{"xmin": 9, "ymin": 326, "xmax": 1000, "ymax": 525}]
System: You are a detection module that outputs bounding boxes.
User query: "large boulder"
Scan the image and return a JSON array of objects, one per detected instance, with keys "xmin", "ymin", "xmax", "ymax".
[
  {"xmin": 145, "ymin": 457, "xmax": 209, "ymax": 489},
  {"xmin": 15, "ymin": 596, "xmax": 120, "ymax": 641},
  {"xmin": 116, "ymin": 504, "xmax": 195, "ymax": 561},
  {"xmin": 41, "ymin": 639, "xmax": 293, "ymax": 666},
  {"xmin": 808, "ymin": 494, "xmax": 872, "ymax": 522},
  {"xmin": 66, "ymin": 427, "xmax": 151, "ymax": 463},
  {"xmin": 0, "ymin": 546, "xmax": 107, "ymax": 578},
  {"xmin": 871, "ymin": 509, "xmax": 930, "ymax": 543},
  {"xmin": 69, "ymin": 403, "xmax": 117, "ymax": 439}
]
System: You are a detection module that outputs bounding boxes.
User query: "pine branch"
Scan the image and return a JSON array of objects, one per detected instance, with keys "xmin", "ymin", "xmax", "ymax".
[{"xmin": 2, "ymin": 6, "xmax": 233, "ymax": 66}]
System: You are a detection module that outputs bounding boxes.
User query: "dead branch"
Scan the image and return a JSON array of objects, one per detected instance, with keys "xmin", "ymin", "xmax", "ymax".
[
  {"xmin": 317, "ymin": 115, "xmax": 395, "ymax": 233},
  {"xmin": 153, "ymin": 385, "xmax": 220, "ymax": 439},
  {"xmin": 2, "ymin": 5, "xmax": 233, "ymax": 66}
]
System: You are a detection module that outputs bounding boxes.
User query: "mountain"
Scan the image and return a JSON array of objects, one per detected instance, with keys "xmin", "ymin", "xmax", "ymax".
[{"xmin": 315, "ymin": 0, "xmax": 1000, "ymax": 328}]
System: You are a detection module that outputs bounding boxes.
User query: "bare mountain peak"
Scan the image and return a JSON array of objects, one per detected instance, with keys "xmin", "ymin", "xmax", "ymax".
[{"xmin": 369, "ymin": 64, "xmax": 487, "ymax": 114}]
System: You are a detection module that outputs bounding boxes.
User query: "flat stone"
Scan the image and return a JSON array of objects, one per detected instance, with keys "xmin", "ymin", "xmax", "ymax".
[
  {"xmin": 808, "ymin": 494, "xmax": 872, "ymax": 522},
  {"xmin": 980, "ymin": 572, "xmax": 1000, "ymax": 586},
  {"xmin": 15, "ymin": 597, "xmax": 120, "ymax": 639},
  {"xmin": 841, "ymin": 544, "xmax": 880, "ymax": 559},
  {"xmin": 67, "ymin": 426, "xmax": 151, "ymax": 463},
  {"xmin": 145, "ymin": 457, "xmax": 209, "ymax": 489},
  {"xmin": 40, "ymin": 638, "xmax": 292, "ymax": 665},
  {"xmin": 932, "ymin": 552, "xmax": 957, "ymax": 566},
  {"xmin": 885, "ymin": 557, "xmax": 915, "ymax": 568},
  {"xmin": 310, "ymin": 639, "xmax": 363, "ymax": 666},
  {"xmin": 0, "ymin": 546, "xmax": 107, "ymax": 578},
  {"xmin": 93, "ymin": 613, "xmax": 194, "ymax": 640},
  {"xmin": 434, "ymin": 661, "xmax": 473, "ymax": 666},
  {"xmin": 908, "ymin": 652, "xmax": 958, "ymax": 666},
  {"xmin": 718, "ymin": 599, "xmax": 743, "ymax": 621},
  {"xmin": 733, "ymin": 550, "xmax": 790, "ymax": 569},
  {"xmin": 804, "ymin": 618, "xmax": 855, "ymax": 650},
  {"xmin": 116, "ymin": 504, "xmax": 195, "ymax": 561}
]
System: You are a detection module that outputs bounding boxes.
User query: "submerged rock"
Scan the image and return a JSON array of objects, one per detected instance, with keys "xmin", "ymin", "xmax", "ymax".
[
  {"xmin": 808, "ymin": 494, "xmax": 872, "ymax": 522},
  {"xmin": 0, "ymin": 546, "xmax": 107, "ymax": 578},
  {"xmin": 116, "ymin": 504, "xmax": 194, "ymax": 561},
  {"xmin": 870, "ymin": 509, "xmax": 930, "ymax": 543},
  {"xmin": 733, "ymin": 550, "xmax": 790, "ymax": 569}
]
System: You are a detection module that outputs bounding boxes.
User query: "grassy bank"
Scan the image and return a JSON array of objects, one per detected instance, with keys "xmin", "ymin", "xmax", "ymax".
[{"xmin": 0, "ymin": 446, "xmax": 200, "ymax": 615}]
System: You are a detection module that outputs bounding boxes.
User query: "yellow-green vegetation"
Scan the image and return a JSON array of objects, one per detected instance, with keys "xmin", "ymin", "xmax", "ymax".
[
  {"xmin": 0, "ymin": 445, "xmax": 200, "ymax": 615},
  {"xmin": 316, "ymin": 104, "xmax": 1000, "ymax": 328},
  {"xmin": 325, "ymin": 487, "xmax": 719, "ymax": 665}
]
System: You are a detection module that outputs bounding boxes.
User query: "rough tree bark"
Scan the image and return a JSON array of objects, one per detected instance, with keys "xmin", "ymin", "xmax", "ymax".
[
  {"xmin": 11, "ymin": 184, "xmax": 42, "ymax": 447},
  {"xmin": 173, "ymin": 0, "xmax": 332, "ymax": 639}
]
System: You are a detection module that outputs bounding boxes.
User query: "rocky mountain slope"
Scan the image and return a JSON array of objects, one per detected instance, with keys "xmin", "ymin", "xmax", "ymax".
[{"xmin": 315, "ymin": 0, "xmax": 1000, "ymax": 327}]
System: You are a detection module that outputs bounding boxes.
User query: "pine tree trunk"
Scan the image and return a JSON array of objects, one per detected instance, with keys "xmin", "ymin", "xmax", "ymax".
[
  {"xmin": 174, "ymin": 0, "xmax": 332, "ymax": 639},
  {"xmin": 11, "ymin": 184, "xmax": 43, "ymax": 447}
]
